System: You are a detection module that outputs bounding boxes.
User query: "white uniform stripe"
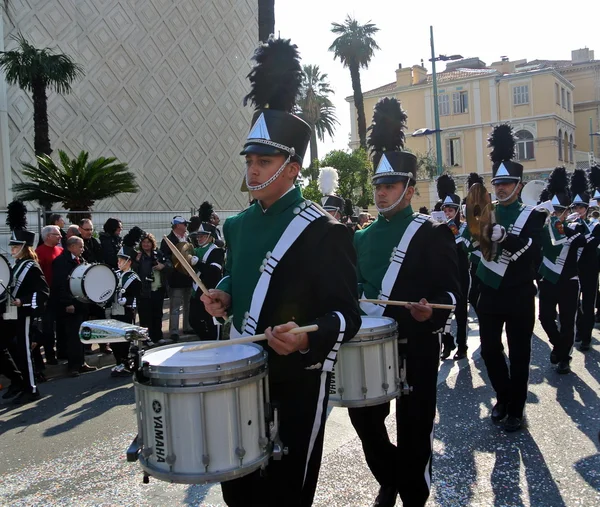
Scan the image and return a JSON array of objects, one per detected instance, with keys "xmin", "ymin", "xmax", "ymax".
[
  {"xmin": 24, "ymin": 316, "xmax": 37, "ymax": 394},
  {"xmin": 302, "ymin": 370, "xmax": 328, "ymax": 487}
]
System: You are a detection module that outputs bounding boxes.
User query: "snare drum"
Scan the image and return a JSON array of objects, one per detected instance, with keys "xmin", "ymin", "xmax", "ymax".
[
  {"xmin": 133, "ymin": 342, "xmax": 271, "ymax": 484},
  {"xmin": 69, "ymin": 263, "xmax": 116, "ymax": 304},
  {"xmin": 0, "ymin": 253, "xmax": 12, "ymax": 303},
  {"xmin": 329, "ymin": 316, "xmax": 400, "ymax": 407}
]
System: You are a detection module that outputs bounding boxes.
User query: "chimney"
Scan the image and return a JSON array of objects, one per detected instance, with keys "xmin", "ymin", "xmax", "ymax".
[
  {"xmin": 396, "ymin": 65, "xmax": 412, "ymax": 87},
  {"xmin": 572, "ymin": 48, "xmax": 595, "ymax": 63},
  {"xmin": 490, "ymin": 57, "xmax": 517, "ymax": 74},
  {"xmin": 411, "ymin": 64, "xmax": 427, "ymax": 85}
]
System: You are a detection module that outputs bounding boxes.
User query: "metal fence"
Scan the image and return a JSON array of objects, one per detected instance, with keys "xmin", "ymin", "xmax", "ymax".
[{"xmin": 0, "ymin": 209, "xmax": 241, "ymax": 256}]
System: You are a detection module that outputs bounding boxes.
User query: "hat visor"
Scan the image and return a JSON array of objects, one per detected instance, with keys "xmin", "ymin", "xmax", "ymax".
[
  {"xmin": 441, "ymin": 203, "xmax": 459, "ymax": 209},
  {"xmin": 491, "ymin": 177, "xmax": 520, "ymax": 185},
  {"xmin": 571, "ymin": 202, "xmax": 589, "ymax": 207},
  {"xmin": 240, "ymin": 143, "xmax": 285, "ymax": 156},
  {"xmin": 372, "ymin": 174, "xmax": 410, "ymax": 185},
  {"xmin": 8, "ymin": 239, "xmax": 25, "ymax": 246}
]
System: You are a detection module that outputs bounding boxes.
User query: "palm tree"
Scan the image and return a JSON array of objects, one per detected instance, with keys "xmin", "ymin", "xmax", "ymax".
[
  {"xmin": 297, "ymin": 65, "xmax": 339, "ymax": 176},
  {"xmin": 13, "ymin": 150, "xmax": 139, "ymax": 222},
  {"xmin": 0, "ymin": 33, "xmax": 84, "ymax": 157},
  {"xmin": 329, "ymin": 16, "xmax": 380, "ymax": 150},
  {"xmin": 258, "ymin": 0, "xmax": 275, "ymax": 42}
]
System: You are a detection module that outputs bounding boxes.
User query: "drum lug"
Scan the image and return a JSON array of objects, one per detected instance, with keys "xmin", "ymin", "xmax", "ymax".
[
  {"xmin": 142, "ymin": 447, "xmax": 153, "ymax": 458},
  {"xmin": 202, "ymin": 454, "xmax": 210, "ymax": 470},
  {"xmin": 126, "ymin": 435, "xmax": 141, "ymax": 462},
  {"xmin": 166, "ymin": 454, "xmax": 176, "ymax": 466},
  {"xmin": 381, "ymin": 382, "xmax": 389, "ymax": 393},
  {"xmin": 269, "ymin": 407, "xmax": 286, "ymax": 461}
]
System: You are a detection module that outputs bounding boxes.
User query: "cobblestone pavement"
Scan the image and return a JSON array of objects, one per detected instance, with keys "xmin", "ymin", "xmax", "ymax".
[{"xmin": 1, "ymin": 312, "xmax": 599, "ymax": 507}]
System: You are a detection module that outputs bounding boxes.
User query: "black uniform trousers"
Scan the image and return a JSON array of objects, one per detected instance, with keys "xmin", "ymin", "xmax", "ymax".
[
  {"xmin": 137, "ymin": 289, "xmax": 165, "ymax": 343},
  {"xmin": 0, "ymin": 318, "xmax": 24, "ymax": 389},
  {"xmin": 189, "ymin": 297, "xmax": 218, "ymax": 340},
  {"xmin": 539, "ymin": 278, "xmax": 579, "ymax": 362},
  {"xmin": 348, "ymin": 332, "xmax": 441, "ymax": 507},
  {"xmin": 478, "ymin": 297, "xmax": 535, "ymax": 418},
  {"xmin": 442, "ymin": 268, "xmax": 471, "ymax": 353},
  {"xmin": 576, "ymin": 266, "xmax": 598, "ymax": 345},
  {"xmin": 221, "ymin": 371, "xmax": 332, "ymax": 507},
  {"xmin": 6, "ymin": 314, "xmax": 39, "ymax": 394},
  {"xmin": 112, "ymin": 309, "xmax": 135, "ymax": 366},
  {"xmin": 468, "ymin": 261, "xmax": 481, "ymax": 311},
  {"xmin": 65, "ymin": 312, "xmax": 86, "ymax": 370}
]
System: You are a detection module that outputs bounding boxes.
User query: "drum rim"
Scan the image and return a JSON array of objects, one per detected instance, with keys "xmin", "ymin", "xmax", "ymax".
[
  {"xmin": 141, "ymin": 342, "xmax": 268, "ymax": 380},
  {"xmin": 352, "ymin": 317, "xmax": 398, "ymax": 343},
  {"xmin": 134, "ymin": 367, "xmax": 267, "ymax": 391},
  {"xmin": 69, "ymin": 263, "xmax": 117, "ymax": 304},
  {"xmin": 0, "ymin": 253, "xmax": 12, "ymax": 299}
]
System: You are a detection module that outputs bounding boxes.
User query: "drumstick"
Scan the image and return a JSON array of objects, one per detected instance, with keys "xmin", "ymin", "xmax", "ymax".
[
  {"xmin": 163, "ymin": 236, "xmax": 210, "ymax": 296},
  {"xmin": 179, "ymin": 324, "xmax": 319, "ymax": 352},
  {"xmin": 359, "ymin": 299, "xmax": 455, "ymax": 311}
]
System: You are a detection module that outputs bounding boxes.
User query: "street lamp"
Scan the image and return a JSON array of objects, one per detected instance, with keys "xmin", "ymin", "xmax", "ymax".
[
  {"xmin": 429, "ymin": 26, "xmax": 462, "ymax": 176},
  {"xmin": 411, "ymin": 127, "xmax": 443, "ymax": 155}
]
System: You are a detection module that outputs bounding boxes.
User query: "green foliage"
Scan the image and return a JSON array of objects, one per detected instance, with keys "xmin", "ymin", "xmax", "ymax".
[
  {"xmin": 14, "ymin": 150, "xmax": 139, "ymax": 221},
  {"xmin": 301, "ymin": 178, "xmax": 323, "ymax": 202},
  {"xmin": 413, "ymin": 151, "xmax": 450, "ymax": 180},
  {"xmin": 318, "ymin": 148, "xmax": 373, "ymax": 208},
  {"xmin": 329, "ymin": 16, "xmax": 380, "ymax": 70}
]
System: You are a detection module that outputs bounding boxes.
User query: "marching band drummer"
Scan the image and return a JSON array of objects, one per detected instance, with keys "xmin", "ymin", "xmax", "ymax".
[
  {"xmin": 349, "ymin": 98, "xmax": 460, "ymax": 507},
  {"xmin": 109, "ymin": 227, "xmax": 142, "ymax": 378},
  {"xmin": 4, "ymin": 201, "xmax": 49, "ymax": 405},
  {"xmin": 201, "ymin": 37, "xmax": 360, "ymax": 507}
]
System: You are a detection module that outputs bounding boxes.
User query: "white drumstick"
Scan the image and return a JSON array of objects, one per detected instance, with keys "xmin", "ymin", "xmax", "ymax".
[
  {"xmin": 360, "ymin": 299, "xmax": 455, "ymax": 311},
  {"xmin": 179, "ymin": 324, "xmax": 319, "ymax": 352}
]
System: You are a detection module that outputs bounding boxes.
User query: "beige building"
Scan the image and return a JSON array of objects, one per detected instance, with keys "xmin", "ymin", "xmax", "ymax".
[
  {"xmin": 0, "ymin": 0, "xmax": 257, "ymax": 210},
  {"xmin": 350, "ymin": 49, "xmax": 600, "ymax": 210}
]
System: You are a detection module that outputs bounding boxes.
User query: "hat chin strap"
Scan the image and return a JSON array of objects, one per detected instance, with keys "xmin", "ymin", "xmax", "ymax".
[
  {"xmin": 496, "ymin": 179, "xmax": 521, "ymax": 203},
  {"xmin": 11, "ymin": 244, "xmax": 25, "ymax": 258},
  {"xmin": 245, "ymin": 149, "xmax": 295, "ymax": 192},
  {"xmin": 375, "ymin": 184, "xmax": 410, "ymax": 214}
]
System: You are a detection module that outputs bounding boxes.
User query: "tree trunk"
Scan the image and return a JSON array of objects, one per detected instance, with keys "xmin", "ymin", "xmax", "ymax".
[
  {"xmin": 349, "ymin": 64, "xmax": 366, "ymax": 150},
  {"xmin": 32, "ymin": 79, "xmax": 52, "ymax": 156},
  {"xmin": 258, "ymin": 0, "xmax": 275, "ymax": 42},
  {"xmin": 309, "ymin": 125, "xmax": 318, "ymax": 169}
]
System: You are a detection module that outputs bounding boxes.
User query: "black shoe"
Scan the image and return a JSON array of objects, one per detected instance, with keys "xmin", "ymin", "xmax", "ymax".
[
  {"xmin": 373, "ymin": 485, "xmax": 398, "ymax": 507},
  {"xmin": 46, "ymin": 357, "xmax": 59, "ymax": 366},
  {"xmin": 170, "ymin": 333, "xmax": 180, "ymax": 342},
  {"xmin": 2, "ymin": 384, "xmax": 23, "ymax": 400},
  {"xmin": 556, "ymin": 360, "xmax": 571, "ymax": 374},
  {"xmin": 579, "ymin": 342, "xmax": 591, "ymax": 352},
  {"xmin": 79, "ymin": 364, "xmax": 98, "ymax": 373},
  {"xmin": 453, "ymin": 349, "xmax": 467, "ymax": 360},
  {"xmin": 550, "ymin": 348, "xmax": 559, "ymax": 364},
  {"xmin": 504, "ymin": 415, "xmax": 524, "ymax": 432},
  {"xmin": 12, "ymin": 390, "xmax": 41, "ymax": 405},
  {"xmin": 70, "ymin": 370, "xmax": 81, "ymax": 377},
  {"xmin": 441, "ymin": 344, "xmax": 454, "ymax": 360},
  {"xmin": 491, "ymin": 402, "xmax": 508, "ymax": 423}
]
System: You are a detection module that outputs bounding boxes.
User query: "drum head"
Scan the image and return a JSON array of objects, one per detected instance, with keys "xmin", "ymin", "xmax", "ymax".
[
  {"xmin": 354, "ymin": 316, "xmax": 397, "ymax": 342},
  {"xmin": 84, "ymin": 264, "xmax": 116, "ymax": 303},
  {"xmin": 0, "ymin": 254, "xmax": 11, "ymax": 299},
  {"xmin": 142, "ymin": 342, "xmax": 266, "ymax": 380}
]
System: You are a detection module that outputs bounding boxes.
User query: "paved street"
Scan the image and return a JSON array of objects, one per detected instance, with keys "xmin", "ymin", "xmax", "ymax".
[{"xmin": 1, "ymin": 312, "xmax": 599, "ymax": 507}]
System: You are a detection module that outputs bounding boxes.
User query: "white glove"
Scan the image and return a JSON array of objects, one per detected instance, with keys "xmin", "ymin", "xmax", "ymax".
[
  {"xmin": 566, "ymin": 212, "xmax": 580, "ymax": 222},
  {"xmin": 118, "ymin": 297, "xmax": 127, "ymax": 306},
  {"xmin": 190, "ymin": 256, "xmax": 199, "ymax": 266},
  {"xmin": 490, "ymin": 224, "xmax": 507, "ymax": 242}
]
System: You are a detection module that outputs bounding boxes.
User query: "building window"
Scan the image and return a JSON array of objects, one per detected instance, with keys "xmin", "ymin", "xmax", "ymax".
[
  {"xmin": 569, "ymin": 134, "xmax": 574, "ymax": 162},
  {"xmin": 567, "ymin": 91, "xmax": 571, "ymax": 112},
  {"xmin": 515, "ymin": 130, "xmax": 534, "ymax": 160},
  {"xmin": 558, "ymin": 129, "xmax": 563, "ymax": 161},
  {"xmin": 561, "ymin": 87, "xmax": 566, "ymax": 109},
  {"xmin": 564, "ymin": 132, "xmax": 569, "ymax": 163},
  {"xmin": 555, "ymin": 83, "xmax": 560, "ymax": 105},
  {"xmin": 446, "ymin": 137, "xmax": 462, "ymax": 166},
  {"xmin": 513, "ymin": 85, "xmax": 529, "ymax": 105},
  {"xmin": 438, "ymin": 94, "xmax": 450, "ymax": 116},
  {"xmin": 452, "ymin": 91, "xmax": 468, "ymax": 114}
]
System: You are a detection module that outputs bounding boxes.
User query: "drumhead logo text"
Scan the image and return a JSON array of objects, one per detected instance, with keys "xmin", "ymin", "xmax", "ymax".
[
  {"xmin": 152, "ymin": 399, "xmax": 166, "ymax": 462},
  {"xmin": 80, "ymin": 327, "xmax": 92, "ymax": 341},
  {"xmin": 100, "ymin": 289, "xmax": 112, "ymax": 301}
]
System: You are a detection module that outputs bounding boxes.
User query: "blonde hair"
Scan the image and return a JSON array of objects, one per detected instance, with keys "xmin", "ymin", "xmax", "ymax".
[{"xmin": 19, "ymin": 246, "xmax": 38, "ymax": 263}]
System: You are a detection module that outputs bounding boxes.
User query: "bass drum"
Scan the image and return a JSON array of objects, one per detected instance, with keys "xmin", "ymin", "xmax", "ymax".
[
  {"xmin": 0, "ymin": 253, "xmax": 12, "ymax": 303},
  {"xmin": 69, "ymin": 263, "xmax": 117, "ymax": 304}
]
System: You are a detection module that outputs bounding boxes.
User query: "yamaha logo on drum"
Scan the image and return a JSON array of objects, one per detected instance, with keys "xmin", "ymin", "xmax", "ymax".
[
  {"xmin": 80, "ymin": 327, "xmax": 92, "ymax": 341},
  {"xmin": 152, "ymin": 400, "xmax": 162, "ymax": 414},
  {"xmin": 152, "ymin": 400, "xmax": 166, "ymax": 462},
  {"xmin": 100, "ymin": 289, "xmax": 112, "ymax": 301}
]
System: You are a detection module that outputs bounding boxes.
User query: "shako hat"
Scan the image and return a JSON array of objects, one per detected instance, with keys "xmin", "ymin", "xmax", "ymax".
[
  {"xmin": 570, "ymin": 168, "xmax": 590, "ymax": 206},
  {"xmin": 588, "ymin": 164, "xmax": 600, "ymax": 201},
  {"xmin": 7, "ymin": 200, "xmax": 35, "ymax": 247},
  {"xmin": 118, "ymin": 226, "xmax": 145, "ymax": 261},
  {"xmin": 241, "ymin": 37, "xmax": 311, "ymax": 165},
  {"xmin": 367, "ymin": 97, "xmax": 417, "ymax": 185},
  {"xmin": 318, "ymin": 167, "xmax": 344, "ymax": 213},
  {"xmin": 489, "ymin": 124, "xmax": 523, "ymax": 184},
  {"xmin": 546, "ymin": 166, "xmax": 571, "ymax": 209},
  {"xmin": 437, "ymin": 173, "xmax": 460, "ymax": 209}
]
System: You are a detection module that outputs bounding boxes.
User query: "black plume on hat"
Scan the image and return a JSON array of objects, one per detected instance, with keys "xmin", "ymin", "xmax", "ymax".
[
  {"xmin": 419, "ymin": 206, "xmax": 429, "ymax": 215},
  {"xmin": 198, "ymin": 201, "xmax": 214, "ymax": 222},
  {"xmin": 188, "ymin": 216, "xmax": 202, "ymax": 234},
  {"xmin": 343, "ymin": 198, "xmax": 354, "ymax": 217},
  {"xmin": 6, "ymin": 200, "xmax": 27, "ymax": 232},
  {"xmin": 488, "ymin": 124, "xmax": 516, "ymax": 162},
  {"xmin": 570, "ymin": 168, "xmax": 589, "ymax": 200},
  {"xmin": 466, "ymin": 172, "xmax": 484, "ymax": 189},
  {"xmin": 243, "ymin": 37, "xmax": 302, "ymax": 112},
  {"xmin": 123, "ymin": 226, "xmax": 145, "ymax": 248},
  {"xmin": 367, "ymin": 97, "xmax": 408, "ymax": 160},
  {"xmin": 436, "ymin": 173, "xmax": 456, "ymax": 200},
  {"xmin": 589, "ymin": 165, "xmax": 600, "ymax": 190},
  {"xmin": 538, "ymin": 188, "xmax": 550, "ymax": 204},
  {"xmin": 547, "ymin": 166, "xmax": 569, "ymax": 197}
]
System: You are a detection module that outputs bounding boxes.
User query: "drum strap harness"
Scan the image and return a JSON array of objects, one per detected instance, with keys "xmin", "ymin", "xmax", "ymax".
[
  {"xmin": 360, "ymin": 214, "xmax": 428, "ymax": 318},
  {"xmin": 231, "ymin": 202, "xmax": 325, "ymax": 338},
  {"xmin": 113, "ymin": 271, "xmax": 139, "ymax": 315},
  {"xmin": 11, "ymin": 260, "xmax": 34, "ymax": 299}
]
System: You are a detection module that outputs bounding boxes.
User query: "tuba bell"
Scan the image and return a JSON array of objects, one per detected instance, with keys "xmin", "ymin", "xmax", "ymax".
[{"xmin": 466, "ymin": 182, "xmax": 496, "ymax": 261}]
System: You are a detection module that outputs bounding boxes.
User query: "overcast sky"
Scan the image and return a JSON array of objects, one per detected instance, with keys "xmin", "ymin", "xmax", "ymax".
[{"xmin": 276, "ymin": 0, "xmax": 598, "ymax": 163}]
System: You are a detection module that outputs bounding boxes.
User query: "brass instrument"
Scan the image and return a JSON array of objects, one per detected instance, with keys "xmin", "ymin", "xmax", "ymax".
[
  {"xmin": 466, "ymin": 182, "xmax": 496, "ymax": 261},
  {"xmin": 173, "ymin": 241, "xmax": 194, "ymax": 275}
]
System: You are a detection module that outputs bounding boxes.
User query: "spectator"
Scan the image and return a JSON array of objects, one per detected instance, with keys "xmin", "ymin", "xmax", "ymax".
[
  {"xmin": 210, "ymin": 211, "xmax": 224, "ymax": 247},
  {"xmin": 99, "ymin": 218, "xmax": 123, "ymax": 270},
  {"xmin": 51, "ymin": 237, "xmax": 97, "ymax": 377},
  {"xmin": 35, "ymin": 225, "xmax": 63, "ymax": 364},
  {"xmin": 358, "ymin": 213, "xmax": 369, "ymax": 227},
  {"xmin": 136, "ymin": 233, "xmax": 166, "ymax": 344},
  {"xmin": 66, "ymin": 224, "xmax": 80, "ymax": 239},
  {"xmin": 79, "ymin": 219, "xmax": 104, "ymax": 264},
  {"xmin": 42, "ymin": 214, "xmax": 67, "ymax": 248},
  {"xmin": 159, "ymin": 216, "xmax": 192, "ymax": 341}
]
